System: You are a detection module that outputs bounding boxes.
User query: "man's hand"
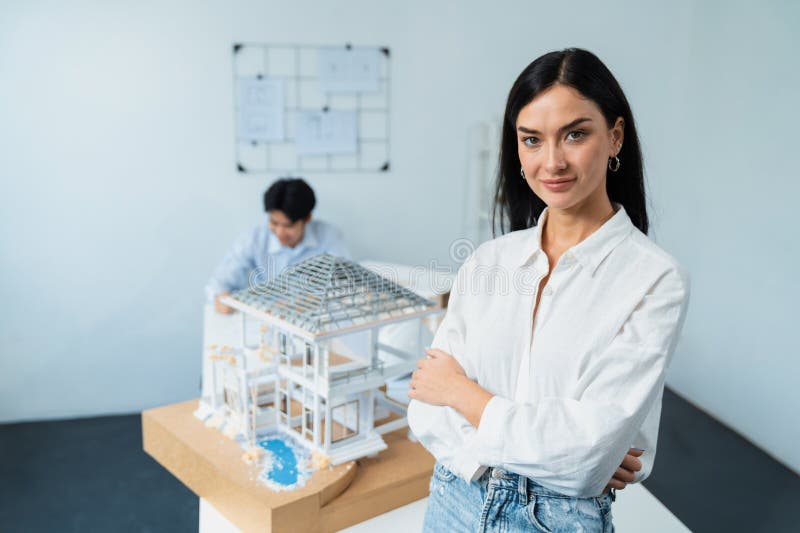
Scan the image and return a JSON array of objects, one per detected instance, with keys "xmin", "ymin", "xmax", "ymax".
[
  {"xmin": 215, "ymin": 292, "xmax": 235, "ymax": 314},
  {"xmin": 605, "ymin": 448, "xmax": 644, "ymax": 492}
]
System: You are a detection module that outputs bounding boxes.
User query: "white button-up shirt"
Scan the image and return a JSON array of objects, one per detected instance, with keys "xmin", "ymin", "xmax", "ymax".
[{"xmin": 407, "ymin": 204, "xmax": 690, "ymax": 498}]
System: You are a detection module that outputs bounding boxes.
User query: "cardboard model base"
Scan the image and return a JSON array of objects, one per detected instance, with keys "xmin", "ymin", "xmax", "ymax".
[{"xmin": 142, "ymin": 399, "xmax": 434, "ymax": 532}]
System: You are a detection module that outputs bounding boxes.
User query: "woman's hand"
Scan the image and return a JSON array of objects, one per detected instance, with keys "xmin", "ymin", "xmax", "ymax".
[
  {"xmin": 408, "ymin": 348, "xmax": 494, "ymax": 427},
  {"xmin": 605, "ymin": 448, "xmax": 644, "ymax": 492},
  {"xmin": 407, "ymin": 348, "xmax": 467, "ymax": 406}
]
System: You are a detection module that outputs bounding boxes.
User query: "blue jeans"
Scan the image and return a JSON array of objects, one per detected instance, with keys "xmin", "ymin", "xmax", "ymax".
[{"xmin": 423, "ymin": 462, "xmax": 614, "ymax": 532}]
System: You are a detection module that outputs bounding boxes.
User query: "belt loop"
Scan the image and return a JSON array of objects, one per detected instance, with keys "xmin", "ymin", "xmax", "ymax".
[
  {"xmin": 518, "ymin": 475, "xmax": 528, "ymax": 506},
  {"xmin": 610, "ymin": 487, "xmax": 617, "ymax": 502}
]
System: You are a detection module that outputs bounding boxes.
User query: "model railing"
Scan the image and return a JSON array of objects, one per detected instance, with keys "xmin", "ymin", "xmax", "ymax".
[{"xmin": 330, "ymin": 360, "xmax": 385, "ymax": 386}]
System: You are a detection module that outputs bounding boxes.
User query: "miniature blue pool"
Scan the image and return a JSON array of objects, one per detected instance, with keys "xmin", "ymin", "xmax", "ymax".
[{"xmin": 257, "ymin": 437, "xmax": 302, "ymax": 486}]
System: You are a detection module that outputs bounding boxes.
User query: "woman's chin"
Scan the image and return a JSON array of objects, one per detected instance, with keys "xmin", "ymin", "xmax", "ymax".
[{"xmin": 540, "ymin": 196, "xmax": 578, "ymax": 211}]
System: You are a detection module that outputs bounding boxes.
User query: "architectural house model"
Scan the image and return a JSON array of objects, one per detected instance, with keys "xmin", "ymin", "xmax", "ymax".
[{"xmin": 195, "ymin": 253, "xmax": 442, "ymax": 466}]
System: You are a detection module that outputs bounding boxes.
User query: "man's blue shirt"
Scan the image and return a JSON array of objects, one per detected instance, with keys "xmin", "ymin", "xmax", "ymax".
[{"xmin": 205, "ymin": 219, "xmax": 349, "ymax": 301}]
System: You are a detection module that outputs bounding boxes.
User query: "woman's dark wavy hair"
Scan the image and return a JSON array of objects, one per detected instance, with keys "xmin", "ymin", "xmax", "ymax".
[{"xmin": 493, "ymin": 48, "xmax": 648, "ymax": 235}]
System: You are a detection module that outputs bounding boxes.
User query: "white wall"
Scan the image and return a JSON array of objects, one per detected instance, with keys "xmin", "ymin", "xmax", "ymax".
[
  {"xmin": 655, "ymin": 0, "xmax": 800, "ymax": 473},
  {"xmin": 1, "ymin": 1, "xmax": 797, "ymax": 471}
]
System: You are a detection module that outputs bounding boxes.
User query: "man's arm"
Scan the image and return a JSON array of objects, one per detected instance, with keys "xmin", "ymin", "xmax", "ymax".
[{"xmin": 205, "ymin": 229, "xmax": 259, "ymax": 312}]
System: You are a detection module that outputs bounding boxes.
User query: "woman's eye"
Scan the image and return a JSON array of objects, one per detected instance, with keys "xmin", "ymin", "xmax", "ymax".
[
  {"xmin": 567, "ymin": 130, "xmax": 586, "ymax": 141},
  {"xmin": 522, "ymin": 137, "xmax": 540, "ymax": 147}
]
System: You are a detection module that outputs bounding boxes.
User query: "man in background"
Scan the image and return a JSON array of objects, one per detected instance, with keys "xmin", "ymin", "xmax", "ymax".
[{"xmin": 206, "ymin": 178, "xmax": 349, "ymax": 313}]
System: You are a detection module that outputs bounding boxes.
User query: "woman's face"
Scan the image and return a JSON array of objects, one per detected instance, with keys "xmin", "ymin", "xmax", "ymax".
[{"xmin": 516, "ymin": 84, "xmax": 624, "ymax": 213}]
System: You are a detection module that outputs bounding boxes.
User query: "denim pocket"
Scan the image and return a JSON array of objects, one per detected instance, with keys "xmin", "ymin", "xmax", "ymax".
[
  {"xmin": 525, "ymin": 495, "xmax": 555, "ymax": 533},
  {"xmin": 526, "ymin": 494, "xmax": 606, "ymax": 532}
]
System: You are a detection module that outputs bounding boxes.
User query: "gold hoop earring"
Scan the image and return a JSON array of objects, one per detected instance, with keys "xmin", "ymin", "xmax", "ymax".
[{"xmin": 608, "ymin": 156, "xmax": 621, "ymax": 172}]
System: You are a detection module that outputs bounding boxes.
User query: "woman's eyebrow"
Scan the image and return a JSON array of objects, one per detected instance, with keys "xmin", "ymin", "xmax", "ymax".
[{"xmin": 517, "ymin": 117, "xmax": 593, "ymax": 135}]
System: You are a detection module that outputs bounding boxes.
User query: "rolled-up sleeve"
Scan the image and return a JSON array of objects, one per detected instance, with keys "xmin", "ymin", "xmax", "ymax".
[
  {"xmin": 452, "ymin": 266, "xmax": 691, "ymax": 497},
  {"xmin": 205, "ymin": 230, "xmax": 257, "ymax": 302}
]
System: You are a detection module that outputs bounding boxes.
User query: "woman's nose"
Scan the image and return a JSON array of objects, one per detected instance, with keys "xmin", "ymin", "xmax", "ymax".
[{"xmin": 544, "ymin": 144, "xmax": 567, "ymax": 173}]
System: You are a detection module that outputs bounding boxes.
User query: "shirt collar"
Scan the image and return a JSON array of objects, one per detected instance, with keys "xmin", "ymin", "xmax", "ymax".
[
  {"xmin": 267, "ymin": 220, "xmax": 318, "ymax": 254},
  {"xmin": 518, "ymin": 203, "xmax": 634, "ymax": 276}
]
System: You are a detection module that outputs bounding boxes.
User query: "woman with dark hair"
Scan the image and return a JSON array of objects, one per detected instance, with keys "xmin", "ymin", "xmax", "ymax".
[{"xmin": 408, "ymin": 48, "xmax": 690, "ymax": 532}]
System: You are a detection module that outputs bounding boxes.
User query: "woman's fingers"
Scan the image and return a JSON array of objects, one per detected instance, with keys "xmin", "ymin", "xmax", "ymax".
[
  {"xmin": 606, "ymin": 478, "xmax": 627, "ymax": 490},
  {"xmin": 608, "ymin": 450, "xmax": 641, "ymax": 491},
  {"xmin": 614, "ymin": 466, "xmax": 636, "ymax": 483},
  {"xmin": 424, "ymin": 349, "xmax": 466, "ymax": 375},
  {"xmin": 621, "ymin": 453, "xmax": 643, "ymax": 472},
  {"xmin": 425, "ymin": 348, "xmax": 449, "ymax": 359}
]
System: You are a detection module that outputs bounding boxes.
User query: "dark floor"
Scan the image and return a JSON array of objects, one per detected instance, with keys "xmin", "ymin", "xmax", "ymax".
[
  {"xmin": 0, "ymin": 413, "xmax": 197, "ymax": 533},
  {"xmin": 644, "ymin": 389, "xmax": 800, "ymax": 532},
  {"xmin": 0, "ymin": 388, "xmax": 798, "ymax": 532}
]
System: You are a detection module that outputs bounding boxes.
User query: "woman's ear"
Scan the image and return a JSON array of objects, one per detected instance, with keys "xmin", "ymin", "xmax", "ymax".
[{"xmin": 612, "ymin": 117, "xmax": 625, "ymax": 154}]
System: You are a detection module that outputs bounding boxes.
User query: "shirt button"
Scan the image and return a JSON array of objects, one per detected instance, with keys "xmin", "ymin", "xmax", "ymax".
[{"xmin": 543, "ymin": 286, "xmax": 553, "ymax": 296}]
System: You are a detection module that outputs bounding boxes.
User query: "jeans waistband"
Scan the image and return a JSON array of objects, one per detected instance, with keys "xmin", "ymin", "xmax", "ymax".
[{"xmin": 483, "ymin": 467, "xmax": 615, "ymax": 504}]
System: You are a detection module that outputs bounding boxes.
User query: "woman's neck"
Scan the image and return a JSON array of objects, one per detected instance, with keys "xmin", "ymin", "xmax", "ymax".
[{"xmin": 542, "ymin": 198, "xmax": 617, "ymax": 252}]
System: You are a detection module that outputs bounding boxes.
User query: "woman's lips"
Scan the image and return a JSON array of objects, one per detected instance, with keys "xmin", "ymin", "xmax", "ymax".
[{"xmin": 541, "ymin": 178, "xmax": 576, "ymax": 191}]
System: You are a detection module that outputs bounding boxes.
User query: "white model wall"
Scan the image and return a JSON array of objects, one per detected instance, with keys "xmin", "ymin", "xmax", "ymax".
[{"xmin": 0, "ymin": 1, "xmax": 796, "ymax": 472}]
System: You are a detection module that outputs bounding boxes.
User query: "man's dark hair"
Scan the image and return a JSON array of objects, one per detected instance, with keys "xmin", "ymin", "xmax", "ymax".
[{"xmin": 263, "ymin": 178, "xmax": 316, "ymax": 222}]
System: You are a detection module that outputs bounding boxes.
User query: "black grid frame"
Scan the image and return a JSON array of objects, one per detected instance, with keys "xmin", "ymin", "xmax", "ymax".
[{"xmin": 232, "ymin": 42, "xmax": 391, "ymax": 174}]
